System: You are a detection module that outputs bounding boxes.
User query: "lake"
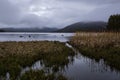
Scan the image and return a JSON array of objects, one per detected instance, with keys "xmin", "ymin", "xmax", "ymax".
[
  {"xmin": 0, "ymin": 32, "xmax": 74, "ymax": 42},
  {"xmin": 0, "ymin": 32, "xmax": 120, "ymax": 80}
]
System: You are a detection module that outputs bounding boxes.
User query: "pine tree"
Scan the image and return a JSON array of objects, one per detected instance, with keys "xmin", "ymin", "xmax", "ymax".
[{"xmin": 107, "ymin": 14, "xmax": 120, "ymax": 31}]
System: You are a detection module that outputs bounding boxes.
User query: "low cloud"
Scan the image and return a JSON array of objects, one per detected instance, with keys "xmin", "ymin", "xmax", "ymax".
[{"xmin": 0, "ymin": 0, "xmax": 120, "ymax": 28}]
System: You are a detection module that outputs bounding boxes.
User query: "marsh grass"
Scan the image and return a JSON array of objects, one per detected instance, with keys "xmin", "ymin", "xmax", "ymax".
[
  {"xmin": 0, "ymin": 41, "xmax": 74, "ymax": 80},
  {"xmin": 20, "ymin": 70, "xmax": 67, "ymax": 80},
  {"xmin": 70, "ymin": 32, "xmax": 120, "ymax": 70}
]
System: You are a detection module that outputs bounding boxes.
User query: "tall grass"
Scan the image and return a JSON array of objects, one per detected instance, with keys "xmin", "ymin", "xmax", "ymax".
[
  {"xmin": 0, "ymin": 41, "xmax": 74, "ymax": 80},
  {"xmin": 70, "ymin": 32, "xmax": 120, "ymax": 70},
  {"xmin": 20, "ymin": 70, "xmax": 67, "ymax": 80},
  {"xmin": 71, "ymin": 32, "xmax": 120, "ymax": 48}
]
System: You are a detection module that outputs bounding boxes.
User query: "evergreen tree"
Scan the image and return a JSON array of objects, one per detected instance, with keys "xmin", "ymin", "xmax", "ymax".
[{"xmin": 107, "ymin": 14, "xmax": 120, "ymax": 31}]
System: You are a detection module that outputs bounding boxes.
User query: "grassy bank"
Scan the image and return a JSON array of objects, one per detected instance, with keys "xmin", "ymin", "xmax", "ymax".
[
  {"xmin": 0, "ymin": 41, "xmax": 74, "ymax": 80},
  {"xmin": 70, "ymin": 32, "xmax": 120, "ymax": 70},
  {"xmin": 20, "ymin": 70, "xmax": 67, "ymax": 80}
]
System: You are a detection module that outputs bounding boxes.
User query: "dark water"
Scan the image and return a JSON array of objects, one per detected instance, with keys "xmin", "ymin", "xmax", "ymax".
[{"xmin": 0, "ymin": 33, "xmax": 120, "ymax": 80}]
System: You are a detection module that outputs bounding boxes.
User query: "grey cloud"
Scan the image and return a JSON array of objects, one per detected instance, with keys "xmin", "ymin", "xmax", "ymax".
[
  {"xmin": 0, "ymin": 0, "xmax": 120, "ymax": 28},
  {"xmin": 0, "ymin": 0, "xmax": 22, "ymax": 24},
  {"xmin": 21, "ymin": 14, "xmax": 48, "ymax": 28},
  {"xmin": 83, "ymin": 3, "xmax": 120, "ymax": 21},
  {"xmin": 59, "ymin": 0, "xmax": 120, "ymax": 4}
]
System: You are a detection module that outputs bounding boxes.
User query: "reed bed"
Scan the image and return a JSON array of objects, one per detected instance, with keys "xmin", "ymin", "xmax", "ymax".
[
  {"xmin": 20, "ymin": 70, "xmax": 67, "ymax": 80},
  {"xmin": 71, "ymin": 32, "xmax": 120, "ymax": 48},
  {"xmin": 0, "ymin": 41, "xmax": 74, "ymax": 80},
  {"xmin": 70, "ymin": 32, "xmax": 120, "ymax": 70}
]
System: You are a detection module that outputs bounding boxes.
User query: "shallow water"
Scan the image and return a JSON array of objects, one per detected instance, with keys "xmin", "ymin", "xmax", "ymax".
[
  {"xmin": 0, "ymin": 33, "xmax": 120, "ymax": 80},
  {"xmin": 0, "ymin": 32, "xmax": 73, "ymax": 42},
  {"xmin": 6, "ymin": 43, "xmax": 119, "ymax": 80},
  {"xmin": 64, "ymin": 43, "xmax": 120, "ymax": 80}
]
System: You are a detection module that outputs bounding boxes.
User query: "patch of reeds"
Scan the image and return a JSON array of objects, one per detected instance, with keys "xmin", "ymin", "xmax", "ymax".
[
  {"xmin": 0, "ymin": 41, "xmax": 74, "ymax": 80},
  {"xmin": 20, "ymin": 70, "xmax": 67, "ymax": 80},
  {"xmin": 70, "ymin": 32, "xmax": 120, "ymax": 70}
]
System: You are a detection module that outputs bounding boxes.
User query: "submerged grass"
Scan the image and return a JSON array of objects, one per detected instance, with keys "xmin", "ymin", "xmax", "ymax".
[
  {"xmin": 70, "ymin": 32, "xmax": 120, "ymax": 70},
  {"xmin": 0, "ymin": 41, "xmax": 74, "ymax": 80},
  {"xmin": 20, "ymin": 70, "xmax": 67, "ymax": 80}
]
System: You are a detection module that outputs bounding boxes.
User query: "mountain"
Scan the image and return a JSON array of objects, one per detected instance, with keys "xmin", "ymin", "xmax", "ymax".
[
  {"xmin": 0, "ymin": 21, "xmax": 107, "ymax": 32},
  {"xmin": 0, "ymin": 27, "xmax": 58, "ymax": 32},
  {"xmin": 57, "ymin": 21, "xmax": 107, "ymax": 32},
  {"xmin": 0, "ymin": 29, "xmax": 5, "ymax": 32}
]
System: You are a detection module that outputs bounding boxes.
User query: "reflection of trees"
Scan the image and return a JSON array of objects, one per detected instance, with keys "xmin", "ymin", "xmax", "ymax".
[
  {"xmin": 82, "ymin": 57, "xmax": 118, "ymax": 73},
  {"xmin": 20, "ymin": 70, "xmax": 68, "ymax": 80},
  {"xmin": 72, "ymin": 42, "xmax": 120, "ymax": 74},
  {"xmin": 39, "ymin": 50, "xmax": 75, "ymax": 73},
  {"xmin": 0, "ymin": 42, "xmax": 75, "ymax": 80},
  {"xmin": 20, "ymin": 47, "xmax": 75, "ymax": 80}
]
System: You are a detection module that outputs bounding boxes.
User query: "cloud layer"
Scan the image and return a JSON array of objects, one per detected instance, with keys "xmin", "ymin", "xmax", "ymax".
[{"xmin": 0, "ymin": 0, "xmax": 120, "ymax": 28}]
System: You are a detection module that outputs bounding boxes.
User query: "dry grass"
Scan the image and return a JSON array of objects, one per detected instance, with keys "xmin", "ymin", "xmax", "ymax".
[
  {"xmin": 70, "ymin": 32, "xmax": 120, "ymax": 70},
  {"xmin": 0, "ymin": 41, "xmax": 64, "ymax": 57},
  {"xmin": 0, "ymin": 41, "xmax": 74, "ymax": 80},
  {"xmin": 70, "ymin": 32, "xmax": 120, "ymax": 48}
]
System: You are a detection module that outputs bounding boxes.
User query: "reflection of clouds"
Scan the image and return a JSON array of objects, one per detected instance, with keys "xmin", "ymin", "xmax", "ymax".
[
  {"xmin": 82, "ymin": 56, "xmax": 120, "ymax": 74},
  {"xmin": 19, "ymin": 43, "xmax": 75, "ymax": 79},
  {"xmin": 20, "ymin": 60, "xmax": 44, "ymax": 76},
  {"xmin": 31, "ymin": 61, "xmax": 44, "ymax": 70},
  {"xmin": 66, "ymin": 43, "xmax": 119, "ymax": 73},
  {"xmin": 83, "ymin": 58, "xmax": 109, "ymax": 73},
  {"xmin": 4, "ymin": 42, "xmax": 120, "ymax": 80},
  {"xmin": 64, "ymin": 44, "xmax": 120, "ymax": 80}
]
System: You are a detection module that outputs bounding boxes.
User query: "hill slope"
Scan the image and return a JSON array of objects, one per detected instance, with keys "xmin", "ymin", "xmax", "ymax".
[
  {"xmin": 57, "ymin": 21, "xmax": 107, "ymax": 32},
  {"xmin": 0, "ymin": 27, "xmax": 58, "ymax": 32}
]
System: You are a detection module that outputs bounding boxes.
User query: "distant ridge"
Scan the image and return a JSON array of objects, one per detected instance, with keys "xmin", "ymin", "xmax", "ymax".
[
  {"xmin": 0, "ymin": 21, "xmax": 107, "ymax": 32},
  {"xmin": 0, "ymin": 27, "xmax": 58, "ymax": 32},
  {"xmin": 57, "ymin": 21, "xmax": 107, "ymax": 32}
]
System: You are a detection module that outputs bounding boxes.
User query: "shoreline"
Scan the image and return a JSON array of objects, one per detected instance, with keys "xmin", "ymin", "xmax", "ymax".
[
  {"xmin": 0, "ymin": 41, "xmax": 74, "ymax": 80},
  {"xmin": 69, "ymin": 32, "xmax": 120, "ymax": 70}
]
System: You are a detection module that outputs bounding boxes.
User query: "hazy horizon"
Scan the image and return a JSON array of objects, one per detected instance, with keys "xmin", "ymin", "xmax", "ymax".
[{"xmin": 0, "ymin": 0, "xmax": 120, "ymax": 28}]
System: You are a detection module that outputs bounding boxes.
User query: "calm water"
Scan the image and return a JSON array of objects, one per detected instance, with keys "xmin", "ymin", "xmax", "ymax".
[
  {"xmin": 0, "ymin": 33, "xmax": 120, "ymax": 80},
  {"xmin": 16, "ymin": 43, "xmax": 120, "ymax": 80},
  {"xmin": 0, "ymin": 32, "xmax": 73, "ymax": 42}
]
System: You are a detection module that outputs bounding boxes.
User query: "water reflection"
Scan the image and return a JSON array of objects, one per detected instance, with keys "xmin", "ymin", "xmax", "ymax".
[
  {"xmin": 19, "ymin": 43, "xmax": 120, "ymax": 80},
  {"xmin": 63, "ymin": 44, "xmax": 120, "ymax": 80},
  {"xmin": 1, "ymin": 43, "xmax": 120, "ymax": 80},
  {"xmin": 15, "ymin": 43, "xmax": 75, "ymax": 80},
  {"xmin": 20, "ymin": 61, "xmax": 44, "ymax": 76}
]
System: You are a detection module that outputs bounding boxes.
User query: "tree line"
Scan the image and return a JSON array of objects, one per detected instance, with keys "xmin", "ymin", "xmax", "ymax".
[{"xmin": 107, "ymin": 14, "xmax": 120, "ymax": 31}]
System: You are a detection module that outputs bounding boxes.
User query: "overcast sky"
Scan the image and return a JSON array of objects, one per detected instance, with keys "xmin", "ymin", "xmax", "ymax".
[{"xmin": 0, "ymin": 0, "xmax": 120, "ymax": 28}]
